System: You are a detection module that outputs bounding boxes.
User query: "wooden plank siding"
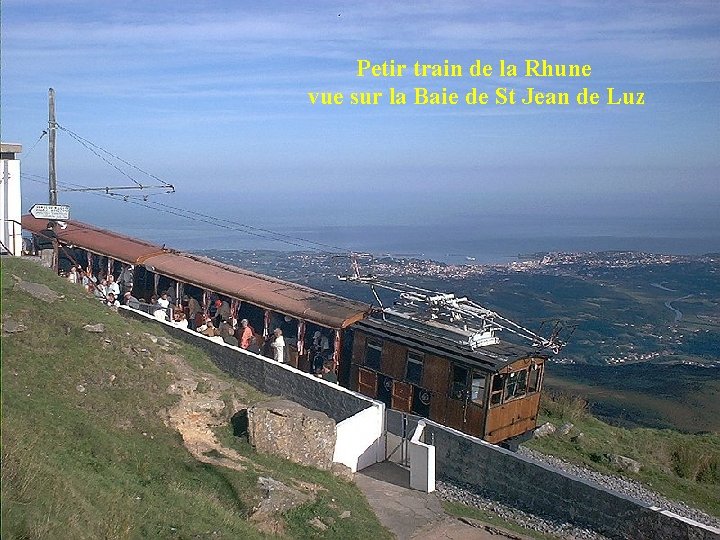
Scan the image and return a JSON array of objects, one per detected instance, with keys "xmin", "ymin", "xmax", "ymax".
[
  {"xmin": 484, "ymin": 392, "xmax": 541, "ymax": 443},
  {"xmin": 421, "ymin": 354, "xmax": 450, "ymax": 394},
  {"xmin": 381, "ymin": 341, "xmax": 406, "ymax": 379},
  {"xmin": 352, "ymin": 332, "xmax": 367, "ymax": 364}
]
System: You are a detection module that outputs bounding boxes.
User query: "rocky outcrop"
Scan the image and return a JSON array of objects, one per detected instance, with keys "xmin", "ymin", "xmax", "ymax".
[
  {"xmin": 162, "ymin": 354, "xmax": 252, "ymax": 473},
  {"xmin": 248, "ymin": 399, "xmax": 336, "ymax": 470}
]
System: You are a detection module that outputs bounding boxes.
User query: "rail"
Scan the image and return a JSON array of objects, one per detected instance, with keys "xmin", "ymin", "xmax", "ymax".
[{"xmin": 1, "ymin": 218, "xmax": 24, "ymax": 256}]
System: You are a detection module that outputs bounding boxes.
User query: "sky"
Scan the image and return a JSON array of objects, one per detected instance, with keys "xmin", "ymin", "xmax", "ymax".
[{"xmin": 1, "ymin": 1, "xmax": 719, "ymax": 241}]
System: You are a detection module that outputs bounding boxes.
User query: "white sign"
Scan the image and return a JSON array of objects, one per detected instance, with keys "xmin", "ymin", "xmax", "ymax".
[{"xmin": 29, "ymin": 204, "xmax": 70, "ymax": 220}]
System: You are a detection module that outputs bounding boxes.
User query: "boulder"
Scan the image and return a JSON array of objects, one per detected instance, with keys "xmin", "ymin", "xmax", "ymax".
[
  {"xmin": 2, "ymin": 319, "xmax": 27, "ymax": 334},
  {"xmin": 83, "ymin": 323, "xmax": 105, "ymax": 333},
  {"xmin": 558, "ymin": 422, "xmax": 574, "ymax": 436},
  {"xmin": 331, "ymin": 462, "xmax": 354, "ymax": 481},
  {"xmin": 13, "ymin": 280, "xmax": 64, "ymax": 303},
  {"xmin": 248, "ymin": 399, "xmax": 336, "ymax": 470},
  {"xmin": 608, "ymin": 454, "xmax": 641, "ymax": 474},
  {"xmin": 534, "ymin": 422, "xmax": 556, "ymax": 438}
]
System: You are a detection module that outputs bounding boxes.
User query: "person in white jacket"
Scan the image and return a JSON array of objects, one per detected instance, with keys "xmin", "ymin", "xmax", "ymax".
[{"xmin": 270, "ymin": 328, "xmax": 285, "ymax": 363}]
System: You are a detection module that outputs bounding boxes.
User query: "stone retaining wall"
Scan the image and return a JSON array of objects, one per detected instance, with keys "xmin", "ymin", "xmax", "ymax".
[{"xmin": 420, "ymin": 417, "xmax": 719, "ymax": 540}]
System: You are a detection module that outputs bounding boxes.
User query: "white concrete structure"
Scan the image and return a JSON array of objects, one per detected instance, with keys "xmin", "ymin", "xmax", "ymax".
[
  {"xmin": 409, "ymin": 421, "xmax": 436, "ymax": 493},
  {"xmin": 1, "ymin": 143, "xmax": 23, "ymax": 255},
  {"xmin": 334, "ymin": 401, "xmax": 385, "ymax": 472}
]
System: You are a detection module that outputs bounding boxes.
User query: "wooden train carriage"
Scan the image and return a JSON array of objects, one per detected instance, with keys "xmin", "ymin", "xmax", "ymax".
[
  {"xmin": 346, "ymin": 314, "xmax": 546, "ymax": 444},
  {"xmin": 21, "ymin": 215, "xmax": 371, "ymax": 369}
]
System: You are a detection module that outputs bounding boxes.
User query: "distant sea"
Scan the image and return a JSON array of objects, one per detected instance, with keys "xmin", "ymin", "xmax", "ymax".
[
  {"xmin": 116, "ymin": 222, "xmax": 718, "ymax": 266},
  {"xmin": 35, "ymin": 190, "xmax": 720, "ymax": 265}
]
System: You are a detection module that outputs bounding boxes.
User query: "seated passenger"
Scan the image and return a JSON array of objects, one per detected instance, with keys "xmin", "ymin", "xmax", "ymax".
[
  {"xmin": 200, "ymin": 319, "xmax": 217, "ymax": 337},
  {"xmin": 173, "ymin": 311, "xmax": 189, "ymax": 329},
  {"xmin": 106, "ymin": 292, "xmax": 120, "ymax": 309},
  {"xmin": 123, "ymin": 291, "xmax": 141, "ymax": 309},
  {"xmin": 321, "ymin": 360, "xmax": 338, "ymax": 383}
]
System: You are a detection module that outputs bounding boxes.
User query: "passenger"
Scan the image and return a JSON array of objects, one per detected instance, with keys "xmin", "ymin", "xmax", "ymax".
[
  {"xmin": 153, "ymin": 296, "xmax": 168, "ymax": 321},
  {"xmin": 81, "ymin": 266, "xmax": 96, "ymax": 292},
  {"xmin": 106, "ymin": 292, "xmax": 120, "ymax": 309},
  {"xmin": 107, "ymin": 275, "xmax": 121, "ymax": 297},
  {"xmin": 208, "ymin": 298, "xmax": 220, "ymax": 319},
  {"xmin": 96, "ymin": 279, "xmax": 108, "ymax": 300},
  {"xmin": 35, "ymin": 221, "xmax": 57, "ymax": 269},
  {"xmin": 185, "ymin": 295, "xmax": 202, "ymax": 331},
  {"xmin": 173, "ymin": 311, "xmax": 189, "ymax": 329},
  {"xmin": 321, "ymin": 360, "xmax": 338, "ymax": 383},
  {"xmin": 165, "ymin": 286, "xmax": 176, "ymax": 307},
  {"xmin": 219, "ymin": 323, "xmax": 238, "ymax": 347},
  {"xmin": 238, "ymin": 319, "xmax": 255, "ymax": 350},
  {"xmin": 270, "ymin": 328, "xmax": 285, "ymax": 363},
  {"xmin": 311, "ymin": 331, "xmax": 330, "ymax": 374},
  {"xmin": 118, "ymin": 265, "xmax": 134, "ymax": 295},
  {"xmin": 67, "ymin": 266, "xmax": 78, "ymax": 284},
  {"xmin": 218, "ymin": 300, "xmax": 231, "ymax": 322},
  {"xmin": 200, "ymin": 319, "xmax": 217, "ymax": 337},
  {"xmin": 157, "ymin": 292, "xmax": 170, "ymax": 309},
  {"xmin": 123, "ymin": 291, "xmax": 141, "ymax": 309}
]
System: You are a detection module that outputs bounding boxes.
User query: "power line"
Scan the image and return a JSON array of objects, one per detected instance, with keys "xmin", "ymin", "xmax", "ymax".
[{"xmin": 55, "ymin": 123, "xmax": 174, "ymax": 192}]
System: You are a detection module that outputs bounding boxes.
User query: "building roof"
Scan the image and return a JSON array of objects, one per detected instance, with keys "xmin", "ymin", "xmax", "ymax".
[
  {"xmin": 355, "ymin": 313, "xmax": 542, "ymax": 372},
  {"xmin": 22, "ymin": 215, "xmax": 371, "ymax": 329},
  {"xmin": 1, "ymin": 143, "xmax": 23, "ymax": 157}
]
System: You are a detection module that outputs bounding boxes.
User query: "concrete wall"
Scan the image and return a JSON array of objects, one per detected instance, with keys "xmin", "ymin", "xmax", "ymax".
[
  {"xmin": 419, "ymin": 418, "xmax": 719, "ymax": 540},
  {"xmin": 1, "ymin": 144, "xmax": 23, "ymax": 256},
  {"xmin": 334, "ymin": 404, "xmax": 385, "ymax": 472},
  {"xmin": 121, "ymin": 307, "xmax": 384, "ymax": 472}
]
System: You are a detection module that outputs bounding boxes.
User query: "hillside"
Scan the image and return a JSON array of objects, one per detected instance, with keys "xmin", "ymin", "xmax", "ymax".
[{"xmin": 1, "ymin": 257, "xmax": 390, "ymax": 539}]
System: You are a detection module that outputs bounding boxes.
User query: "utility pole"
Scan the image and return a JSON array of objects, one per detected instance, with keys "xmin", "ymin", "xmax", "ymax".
[{"xmin": 48, "ymin": 88, "xmax": 57, "ymax": 204}]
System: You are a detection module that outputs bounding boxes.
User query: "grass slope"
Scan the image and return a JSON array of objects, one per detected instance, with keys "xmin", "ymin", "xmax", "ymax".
[{"xmin": 1, "ymin": 257, "xmax": 390, "ymax": 539}]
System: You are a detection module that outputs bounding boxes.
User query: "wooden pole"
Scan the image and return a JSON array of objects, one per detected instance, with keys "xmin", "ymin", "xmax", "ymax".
[{"xmin": 48, "ymin": 88, "xmax": 58, "ymax": 205}]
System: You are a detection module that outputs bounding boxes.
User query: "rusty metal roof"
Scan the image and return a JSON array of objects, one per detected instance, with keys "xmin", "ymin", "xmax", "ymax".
[
  {"xmin": 22, "ymin": 215, "xmax": 371, "ymax": 328},
  {"xmin": 22, "ymin": 215, "xmax": 167, "ymax": 264}
]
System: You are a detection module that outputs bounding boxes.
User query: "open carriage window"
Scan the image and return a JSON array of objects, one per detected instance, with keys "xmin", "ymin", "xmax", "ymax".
[
  {"xmin": 406, "ymin": 350, "xmax": 424, "ymax": 385},
  {"xmin": 450, "ymin": 365, "xmax": 468, "ymax": 400},
  {"xmin": 504, "ymin": 369, "xmax": 528, "ymax": 401},
  {"xmin": 528, "ymin": 363, "xmax": 543, "ymax": 393},
  {"xmin": 471, "ymin": 371, "xmax": 486, "ymax": 405},
  {"xmin": 365, "ymin": 338, "xmax": 382, "ymax": 370},
  {"xmin": 489, "ymin": 373, "xmax": 505, "ymax": 406}
]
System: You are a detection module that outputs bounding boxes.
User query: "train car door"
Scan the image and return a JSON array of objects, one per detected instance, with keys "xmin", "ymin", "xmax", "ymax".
[{"xmin": 377, "ymin": 374, "xmax": 393, "ymax": 408}]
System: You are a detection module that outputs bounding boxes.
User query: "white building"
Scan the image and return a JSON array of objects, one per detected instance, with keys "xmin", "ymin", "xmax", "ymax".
[{"xmin": 1, "ymin": 143, "xmax": 23, "ymax": 256}]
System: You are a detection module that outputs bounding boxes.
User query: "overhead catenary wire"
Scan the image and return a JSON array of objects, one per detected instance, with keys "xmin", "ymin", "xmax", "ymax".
[{"xmin": 55, "ymin": 123, "xmax": 174, "ymax": 191}]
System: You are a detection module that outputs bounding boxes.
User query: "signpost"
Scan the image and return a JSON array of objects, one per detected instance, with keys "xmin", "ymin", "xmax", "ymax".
[{"xmin": 29, "ymin": 204, "xmax": 70, "ymax": 221}]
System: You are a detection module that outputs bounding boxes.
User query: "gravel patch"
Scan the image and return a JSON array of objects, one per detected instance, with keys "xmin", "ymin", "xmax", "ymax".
[
  {"xmin": 437, "ymin": 480, "xmax": 610, "ymax": 540},
  {"xmin": 516, "ymin": 447, "xmax": 720, "ymax": 530}
]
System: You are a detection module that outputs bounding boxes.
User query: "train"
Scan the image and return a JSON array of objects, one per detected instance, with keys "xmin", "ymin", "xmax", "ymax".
[{"xmin": 22, "ymin": 214, "xmax": 547, "ymax": 446}]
